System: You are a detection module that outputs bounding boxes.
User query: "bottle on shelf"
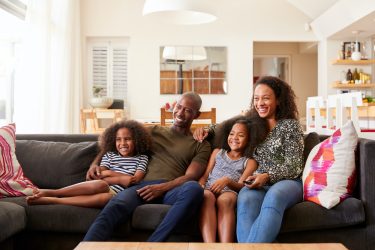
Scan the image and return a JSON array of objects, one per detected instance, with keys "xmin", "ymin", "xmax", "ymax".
[
  {"xmin": 353, "ymin": 68, "xmax": 360, "ymax": 83},
  {"xmin": 346, "ymin": 69, "xmax": 353, "ymax": 83}
]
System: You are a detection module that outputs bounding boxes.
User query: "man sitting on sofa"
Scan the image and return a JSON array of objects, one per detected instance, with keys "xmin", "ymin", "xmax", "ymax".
[{"xmin": 83, "ymin": 92, "xmax": 211, "ymax": 242}]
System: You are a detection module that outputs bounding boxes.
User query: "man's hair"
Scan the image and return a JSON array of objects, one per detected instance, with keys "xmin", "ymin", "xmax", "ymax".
[{"xmin": 180, "ymin": 92, "xmax": 202, "ymax": 111}]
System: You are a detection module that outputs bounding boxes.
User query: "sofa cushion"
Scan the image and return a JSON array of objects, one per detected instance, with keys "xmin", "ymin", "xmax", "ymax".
[
  {"xmin": 15, "ymin": 140, "xmax": 98, "ymax": 189},
  {"xmin": 0, "ymin": 201, "xmax": 26, "ymax": 241},
  {"xmin": 281, "ymin": 197, "xmax": 365, "ymax": 233},
  {"xmin": 303, "ymin": 132, "xmax": 320, "ymax": 164},
  {"xmin": 0, "ymin": 124, "xmax": 37, "ymax": 197},
  {"xmin": 132, "ymin": 204, "xmax": 171, "ymax": 230},
  {"xmin": 303, "ymin": 121, "xmax": 358, "ymax": 209}
]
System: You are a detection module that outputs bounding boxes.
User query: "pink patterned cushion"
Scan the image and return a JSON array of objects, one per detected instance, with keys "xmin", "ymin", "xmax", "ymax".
[
  {"xmin": 0, "ymin": 124, "xmax": 36, "ymax": 198},
  {"xmin": 302, "ymin": 121, "xmax": 358, "ymax": 209}
]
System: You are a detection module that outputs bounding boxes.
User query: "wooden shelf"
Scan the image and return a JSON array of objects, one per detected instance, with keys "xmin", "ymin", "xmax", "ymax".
[
  {"xmin": 331, "ymin": 82, "xmax": 375, "ymax": 89},
  {"xmin": 331, "ymin": 59, "xmax": 375, "ymax": 65}
]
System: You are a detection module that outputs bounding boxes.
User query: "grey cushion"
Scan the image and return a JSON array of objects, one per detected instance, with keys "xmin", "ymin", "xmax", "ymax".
[
  {"xmin": 15, "ymin": 140, "xmax": 98, "ymax": 189},
  {"xmin": 281, "ymin": 197, "xmax": 365, "ymax": 233},
  {"xmin": 0, "ymin": 202, "xmax": 26, "ymax": 241},
  {"xmin": 132, "ymin": 204, "xmax": 171, "ymax": 230}
]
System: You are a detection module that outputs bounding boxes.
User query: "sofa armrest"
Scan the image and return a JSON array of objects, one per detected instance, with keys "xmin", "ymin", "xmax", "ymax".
[{"xmin": 357, "ymin": 138, "xmax": 375, "ymax": 247}]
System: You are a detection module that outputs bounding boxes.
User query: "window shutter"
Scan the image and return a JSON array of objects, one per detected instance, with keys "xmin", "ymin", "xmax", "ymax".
[
  {"xmin": 92, "ymin": 46, "xmax": 109, "ymax": 97},
  {"xmin": 111, "ymin": 46, "xmax": 127, "ymax": 99},
  {"xmin": 89, "ymin": 39, "xmax": 128, "ymax": 103}
]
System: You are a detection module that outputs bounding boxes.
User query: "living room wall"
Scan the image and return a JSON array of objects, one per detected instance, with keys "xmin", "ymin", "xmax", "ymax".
[{"xmin": 80, "ymin": 0, "xmax": 318, "ymax": 123}]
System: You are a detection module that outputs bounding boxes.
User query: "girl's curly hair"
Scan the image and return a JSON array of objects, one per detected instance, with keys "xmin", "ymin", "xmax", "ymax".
[
  {"xmin": 245, "ymin": 76, "xmax": 299, "ymax": 120},
  {"xmin": 214, "ymin": 115, "xmax": 268, "ymax": 158},
  {"xmin": 99, "ymin": 119, "xmax": 152, "ymax": 156}
]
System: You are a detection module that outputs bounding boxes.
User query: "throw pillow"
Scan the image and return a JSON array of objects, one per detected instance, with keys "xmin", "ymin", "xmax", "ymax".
[
  {"xmin": 302, "ymin": 120, "xmax": 358, "ymax": 209},
  {"xmin": 0, "ymin": 124, "xmax": 37, "ymax": 198}
]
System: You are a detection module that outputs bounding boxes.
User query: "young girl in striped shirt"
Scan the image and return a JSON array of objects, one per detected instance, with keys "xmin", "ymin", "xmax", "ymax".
[{"xmin": 26, "ymin": 120, "xmax": 152, "ymax": 208}]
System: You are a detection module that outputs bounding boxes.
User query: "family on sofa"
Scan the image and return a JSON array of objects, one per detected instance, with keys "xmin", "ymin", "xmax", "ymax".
[{"xmin": 0, "ymin": 76, "xmax": 370, "ymax": 250}]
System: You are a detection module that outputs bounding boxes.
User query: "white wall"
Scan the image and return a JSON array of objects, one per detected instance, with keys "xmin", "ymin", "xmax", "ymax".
[
  {"xmin": 253, "ymin": 42, "xmax": 318, "ymax": 118},
  {"xmin": 80, "ymin": 0, "xmax": 317, "ymax": 123}
]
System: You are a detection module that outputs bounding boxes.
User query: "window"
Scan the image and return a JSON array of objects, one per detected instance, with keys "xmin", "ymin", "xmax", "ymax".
[
  {"xmin": 87, "ymin": 38, "xmax": 128, "ymax": 103},
  {"xmin": 0, "ymin": 1, "xmax": 27, "ymax": 126}
]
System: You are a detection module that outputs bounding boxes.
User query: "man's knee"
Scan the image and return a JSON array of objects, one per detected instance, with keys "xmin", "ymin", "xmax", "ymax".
[{"xmin": 181, "ymin": 181, "xmax": 203, "ymax": 197}]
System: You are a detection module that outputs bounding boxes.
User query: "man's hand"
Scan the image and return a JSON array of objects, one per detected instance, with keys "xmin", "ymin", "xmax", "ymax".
[
  {"xmin": 136, "ymin": 184, "xmax": 166, "ymax": 202},
  {"xmin": 86, "ymin": 164, "xmax": 102, "ymax": 180}
]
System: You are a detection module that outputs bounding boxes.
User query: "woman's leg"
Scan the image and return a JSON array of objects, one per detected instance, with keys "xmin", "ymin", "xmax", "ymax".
[
  {"xmin": 199, "ymin": 190, "xmax": 217, "ymax": 242},
  {"xmin": 216, "ymin": 191, "xmax": 237, "ymax": 243},
  {"xmin": 245, "ymin": 180, "xmax": 302, "ymax": 243},
  {"xmin": 28, "ymin": 180, "xmax": 110, "ymax": 198},
  {"xmin": 26, "ymin": 192, "xmax": 113, "ymax": 208},
  {"xmin": 236, "ymin": 187, "xmax": 266, "ymax": 242}
]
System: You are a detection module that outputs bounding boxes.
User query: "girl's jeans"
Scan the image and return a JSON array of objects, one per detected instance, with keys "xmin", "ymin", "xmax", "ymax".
[{"xmin": 236, "ymin": 179, "xmax": 302, "ymax": 243}]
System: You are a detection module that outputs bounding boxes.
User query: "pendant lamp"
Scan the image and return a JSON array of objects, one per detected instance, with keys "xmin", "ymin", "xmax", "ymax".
[
  {"xmin": 162, "ymin": 46, "xmax": 207, "ymax": 61},
  {"xmin": 143, "ymin": 0, "xmax": 217, "ymax": 25}
]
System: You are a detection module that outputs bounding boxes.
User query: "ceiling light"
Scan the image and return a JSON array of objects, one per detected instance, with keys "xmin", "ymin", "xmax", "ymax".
[{"xmin": 143, "ymin": 0, "xmax": 217, "ymax": 25}]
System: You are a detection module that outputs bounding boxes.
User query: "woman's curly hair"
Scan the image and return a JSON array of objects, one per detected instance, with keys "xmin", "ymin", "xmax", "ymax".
[
  {"xmin": 214, "ymin": 115, "xmax": 268, "ymax": 158},
  {"xmin": 245, "ymin": 76, "xmax": 299, "ymax": 120},
  {"xmin": 99, "ymin": 119, "xmax": 152, "ymax": 156}
]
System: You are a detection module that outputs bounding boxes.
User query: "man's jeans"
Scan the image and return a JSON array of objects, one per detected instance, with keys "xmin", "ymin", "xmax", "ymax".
[
  {"xmin": 236, "ymin": 179, "xmax": 302, "ymax": 243},
  {"xmin": 83, "ymin": 180, "xmax": 203, "ymax": 242}
]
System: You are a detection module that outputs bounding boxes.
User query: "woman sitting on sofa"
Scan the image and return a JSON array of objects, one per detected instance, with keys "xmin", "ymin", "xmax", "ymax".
[
  {"xmin": 194, "ymin": 76, "xmax": 304, "ymax": 243},
  {"xmin": 26, "ymin": 119, "xmax": 152, "ymax": 208}
]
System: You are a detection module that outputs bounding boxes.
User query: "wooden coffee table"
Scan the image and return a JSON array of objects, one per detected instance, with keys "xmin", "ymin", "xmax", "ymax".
[{"xmin": 74, "ymin": 242, "xmax": 348, "ymax": 250}]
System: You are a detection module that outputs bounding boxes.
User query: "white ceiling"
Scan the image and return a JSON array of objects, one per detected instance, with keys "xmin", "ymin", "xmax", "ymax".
[
  {"xmin": 287, "ymin": 0, "xmax": 375, "ymax": 40},
  {"xmin": 287, "ymin": 0, "xmax": 339, "ymax": 19}
]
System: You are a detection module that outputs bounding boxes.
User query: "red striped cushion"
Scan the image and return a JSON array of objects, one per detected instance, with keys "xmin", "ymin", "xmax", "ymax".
[{"xmin": 0, "ymin": 124, "xmax": 36, "ymax": 197}]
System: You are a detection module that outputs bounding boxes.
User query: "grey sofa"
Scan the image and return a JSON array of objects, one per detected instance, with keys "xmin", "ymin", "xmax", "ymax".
[{"xmin": 0, "ymin": 133, "xmax": 374, "ymax": 250}]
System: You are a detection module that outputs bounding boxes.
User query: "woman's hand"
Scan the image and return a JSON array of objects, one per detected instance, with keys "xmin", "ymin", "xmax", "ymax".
[
  {"xmin": 245, "ymin": 173, "xmax": 269, "ymax": 189},
  {"xmin": 193, "ymin": 127, "xmax": 209, "ymax": 142}
]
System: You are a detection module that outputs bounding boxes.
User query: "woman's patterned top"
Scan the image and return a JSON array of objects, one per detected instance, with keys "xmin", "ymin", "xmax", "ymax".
[{"xmin": 253, "ymin": 119, "xmax": 304, "ymax": 185}]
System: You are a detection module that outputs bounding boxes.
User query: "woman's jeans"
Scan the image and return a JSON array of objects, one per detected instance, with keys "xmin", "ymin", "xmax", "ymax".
[
  {"xmin": 83, "ymin": 180, "xmax": 203, "ymax": 242},
  {"xmin": 236, "ymin": 179, "xmax": 302, "ymax": 243}
]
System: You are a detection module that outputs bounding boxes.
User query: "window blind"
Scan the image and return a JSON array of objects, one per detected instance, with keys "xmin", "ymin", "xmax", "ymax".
[{"xmin": 89, "ymin": 40, "xmax": 128, "ymax": 101}]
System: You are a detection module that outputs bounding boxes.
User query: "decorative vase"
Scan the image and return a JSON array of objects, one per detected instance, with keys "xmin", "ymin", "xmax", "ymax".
[
  {"xmin": 89, "ymin": 97, "xmax": 114, "ymax": 109},
  {"xmin": 351, "ymin": 41, "xmax": 361, "ymax": 61}
]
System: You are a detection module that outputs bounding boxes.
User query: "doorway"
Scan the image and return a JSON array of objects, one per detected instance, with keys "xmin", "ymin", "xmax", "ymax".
[{"xmin": 253, "ymin": 42, "xmax": 318, "ymax": 122}]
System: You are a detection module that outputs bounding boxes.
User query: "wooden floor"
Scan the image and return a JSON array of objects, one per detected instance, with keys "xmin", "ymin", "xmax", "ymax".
[{"xmin": 74, "ymin": 242, "xmax": 348, "ymax": 250}]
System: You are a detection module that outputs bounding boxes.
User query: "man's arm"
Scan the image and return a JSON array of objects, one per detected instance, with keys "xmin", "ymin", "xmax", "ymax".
[
  {"xmin": 86, "ymin": 151, "xmax": 105, "ymax": 180},
  {"xmin": 136, "ymin": 160, "xmax": 206, "ymax": 202}
]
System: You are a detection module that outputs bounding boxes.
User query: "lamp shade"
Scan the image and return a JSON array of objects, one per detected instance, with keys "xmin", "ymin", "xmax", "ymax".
[
  {"xmin": 143, "ymin": 0, "xmax": 217, "ymax": 25},
  {"xmin": 162, "ymin": 46, "xmax": 207, "ymax": 61}
]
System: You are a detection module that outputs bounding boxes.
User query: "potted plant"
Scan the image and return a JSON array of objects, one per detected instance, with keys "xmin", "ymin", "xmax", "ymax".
[{"xmin": 89, "ymin": 86, "xmax": 113, "ymax": 108}]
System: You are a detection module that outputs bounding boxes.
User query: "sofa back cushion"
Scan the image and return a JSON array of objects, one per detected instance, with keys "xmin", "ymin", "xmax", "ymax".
[{"xmin": 15, "ymin": 140, "xmax": 98, "ymax": 189}]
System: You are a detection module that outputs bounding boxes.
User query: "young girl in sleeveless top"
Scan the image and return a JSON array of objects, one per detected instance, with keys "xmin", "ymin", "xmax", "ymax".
[{"xmin": 198, "ymin": 116, "xmax": 268, "ymax": 242}]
